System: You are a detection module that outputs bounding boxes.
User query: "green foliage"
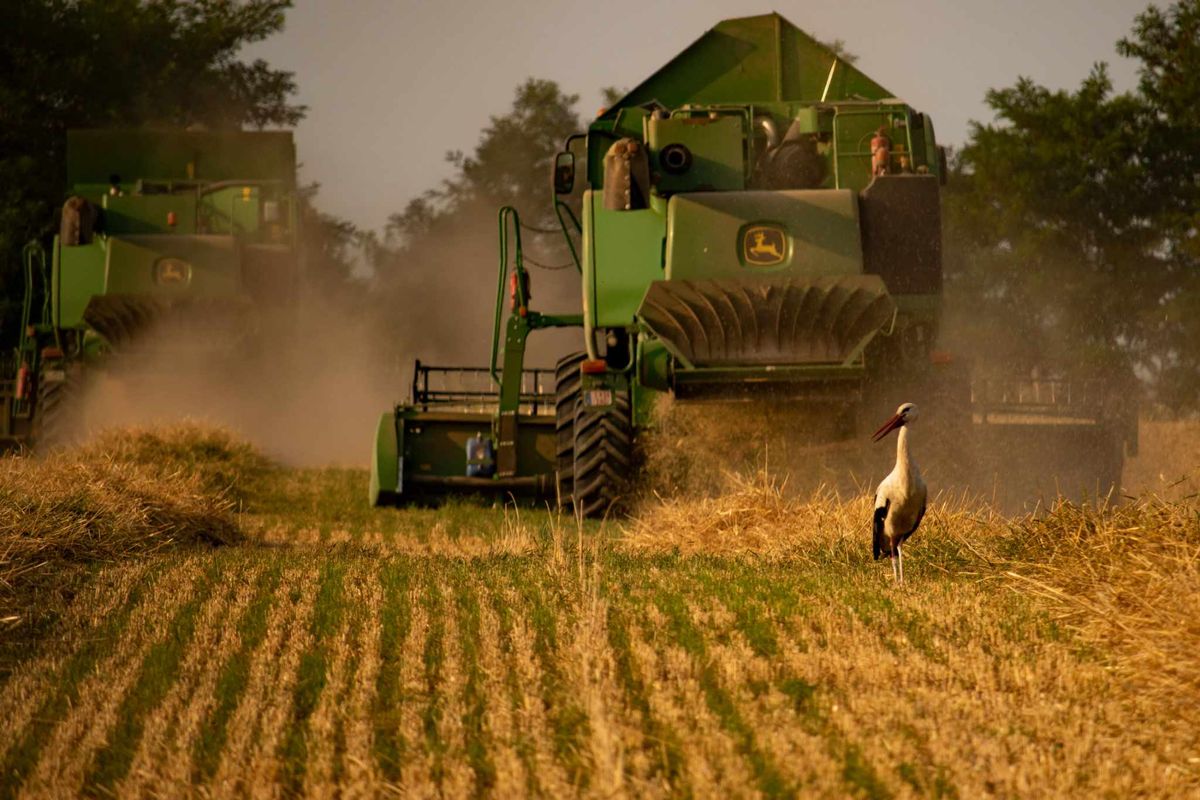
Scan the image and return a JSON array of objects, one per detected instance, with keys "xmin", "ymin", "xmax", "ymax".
[
  {"xmin": 818, "ymin": 38, "xmax": 859, "ymax": 63},
  {"xmin": 945, "ymin": 0, "xmax": 1200, "ymax": 411},
  {"xmin": 0, "ymin": 0, "xmax": 304, "ymax": 337},
  {"xmin": 599, "ymin": 86, "xmax": 627, "ymax": 109},
  {"xmin": 297, "ymin": 183, "xmax": 364, "ymax": 301},
  {"xmin": 381, "ymin": 79, "xmax": 582, "ymax": 246}
]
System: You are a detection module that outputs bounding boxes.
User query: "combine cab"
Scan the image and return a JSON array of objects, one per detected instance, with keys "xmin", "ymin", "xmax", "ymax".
[
  {"xmin": 371, "ymin": 13, "xmax": 1134, "ymax": 512},
  {"xmin": 0, "ymin": 129, "xmax": 299, "ymax": 448}
]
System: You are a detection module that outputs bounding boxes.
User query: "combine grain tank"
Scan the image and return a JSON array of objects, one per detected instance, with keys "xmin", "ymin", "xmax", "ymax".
[
  {"xmin": 370, "ymin": 13, "xmax": 1134, "ymax": 513},
  {"xmin": 0, "ymin": 129, "xmax": 299, "ymax": 447}
]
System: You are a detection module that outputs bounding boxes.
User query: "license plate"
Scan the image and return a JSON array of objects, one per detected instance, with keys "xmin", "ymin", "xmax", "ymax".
[{"xmin": 584, "ymin": 389, "xmax": 612, "ymax": 407}]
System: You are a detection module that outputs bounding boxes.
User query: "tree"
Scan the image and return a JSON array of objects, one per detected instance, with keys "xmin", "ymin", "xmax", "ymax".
[
  {"xmin": 388, "ymin": 79, "xmax": 582, "ymax": 240},
  {"xmin": 297, "ymin": 184, "xmax": 362, "ymax": 301},
  {"xmin": 366, "ymin": 79, "xmax": 585, "ymax": 367},
  {"xmin": 0, "ymin": 0, "xmax": 305, "ymax": 338},
  {"xmin": 818, "ymin": 38, "xmax": 858, "ymax": 63},
  {"xmin": 944, "ymin": 0, "xmax": 1200, "ymax": 412},
  {"xmin": 1116, "ymin": 1, "xmax": 1200, "ymax": 409}
]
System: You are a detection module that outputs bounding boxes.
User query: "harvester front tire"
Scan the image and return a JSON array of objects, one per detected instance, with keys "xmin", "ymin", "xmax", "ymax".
[
  {"xmin": 572, "ymin": 388, "xmax": 633, "ymax": 518},
  {"xmin": 554, "ymin": 352, "xmax": 585, "ymax": 507}
]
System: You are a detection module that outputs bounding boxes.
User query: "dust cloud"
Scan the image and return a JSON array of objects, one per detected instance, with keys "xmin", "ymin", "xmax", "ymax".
[
  {"xmin": 62, "ymin": 210, "xmax": 586, "ymax": 466},
  {"xmin": 637, "ymin": 373, "xmax": 1198, "ymax": 513},
  {"xmin": 69, "ymin": 297, "xmax": 395, "ymax": 467},
  {"xmin": 369, "ymin": 206, "xmax": 584, "ymax": 371}
]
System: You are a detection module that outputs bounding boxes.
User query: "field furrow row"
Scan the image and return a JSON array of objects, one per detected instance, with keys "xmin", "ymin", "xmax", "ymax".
[
  {"xmin": 0, "ymin": 560, "xmax": 156, "ymax": 768},
  {"xmin": 19, "ymin": 557, "xmax": 210, "ymax": 799},
  {"xmin": 3, "ymin": 548, "xmax": 1196, "ymax": 798}
]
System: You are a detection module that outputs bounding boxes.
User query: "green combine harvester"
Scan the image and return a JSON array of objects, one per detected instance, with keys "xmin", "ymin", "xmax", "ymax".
[
  {"xmin": 371, "ymin": 13, "xmax": 1135, "ymax": 513},
  {"xmin": 0, "ymin": 129, "xmax": 299, "ymax": 447}
]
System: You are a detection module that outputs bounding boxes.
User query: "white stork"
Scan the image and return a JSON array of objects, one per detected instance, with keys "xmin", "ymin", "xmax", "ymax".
[{"xmin": 871, "ymin": 402, "xmax": 927, "ymax": 583}]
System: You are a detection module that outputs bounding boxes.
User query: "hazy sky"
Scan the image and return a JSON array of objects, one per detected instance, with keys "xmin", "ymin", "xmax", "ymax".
[{"xmin": 247, "ymin": 0, "xmax": 1151, "ymax": 233}]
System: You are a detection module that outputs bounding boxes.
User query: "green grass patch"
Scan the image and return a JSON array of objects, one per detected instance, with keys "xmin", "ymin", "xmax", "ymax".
[
  {"xmin": 516, "ymin": 563, "xmax": 591, "ymax": 789},
  {"xmin": 81, "ymin": 560, "xmax": 224, "ymax": 794},
  {"xmin": 682, "ymin": 562, "xmax": 902, "ymax": 797},
  {"xmin": 840, "ymin": 744, "xmax": 894, "ymax": 800},
  {"xmin": 421, "ymin": 573, "xmax": 448, "ymax": 788},
  {"xmin": 191, "ymin": 562, "xmax": 284, "ymax": 783},
  {"xmin": 279, "ymin": 561, "xmax": 346, "ymax": 794},
  {"xmin": 488, "ymin": 572, "xmax": 542, "ymax": 796},
  {"xmin": 652, "ymin": 588, "xmax": 792, "ymax": 799},
  {"xmin": 604, "ymin": 600, "xmax": 690, "ymax": 795},
  {"xmin": 451, "ymin": 565, "xmax": 497, "ymax": 796},
  {"xmin": 371, "ymin": 559, "xmax": 412, "ymax": 782},
  {"xmin": 0, "ymin": 560, "xmax": 171, "ymax": 800}
]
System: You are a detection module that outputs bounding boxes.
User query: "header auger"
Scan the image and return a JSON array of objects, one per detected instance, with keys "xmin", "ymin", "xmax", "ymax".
[{"xmin": 370, "ymin": 13, "xmax": 1135, "ymax": 513}]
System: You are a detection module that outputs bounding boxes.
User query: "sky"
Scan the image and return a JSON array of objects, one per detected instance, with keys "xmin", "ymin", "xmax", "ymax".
[{"xmin": 246, "ymin": 0, "xmax": 1152, "ymax": 234}]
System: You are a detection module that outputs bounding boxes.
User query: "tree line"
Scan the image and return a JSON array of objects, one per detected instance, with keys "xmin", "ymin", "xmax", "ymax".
[{"xmin": 2, "ymin": 0, "xmax": 1198, "ymax": 412}]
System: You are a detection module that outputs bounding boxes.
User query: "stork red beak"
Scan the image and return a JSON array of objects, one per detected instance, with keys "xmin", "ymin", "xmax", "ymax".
[{"xmin": 871, "ymin": 413, "xmax": 903, "ymax": 442}]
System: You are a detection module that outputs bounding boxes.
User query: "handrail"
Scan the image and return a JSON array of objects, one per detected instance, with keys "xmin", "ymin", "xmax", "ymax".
[
  {"xmin": 19, "ymin": 244, "xmax": 34, "ymax": 348},
  {"xmin": 492, "ymin": 206, "xmax": 528, "ymax": 386},
  {"xmin": 13, "ymin": 242, "xmax": 49, "ymax": 414},
  {"xmin": 409, "ymin": 362, "xmax": 554, "ymax": 412},
  {"xmin": 553, "ymin": 199, "xmax": 582, "ymax": 273},
  {"xmin": 18, "ymin": 242, "xmax": 49, "ymax": 355}
]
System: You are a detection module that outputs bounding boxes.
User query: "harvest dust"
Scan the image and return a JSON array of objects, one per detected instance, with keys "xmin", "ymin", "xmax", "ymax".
[
  {"xmin": 637, "ymin": 395, "xmax": 1198, "ymax": 510},
  {"xmin": 61, "ymin": 298, "xmax": 394, "ymax": 466}
]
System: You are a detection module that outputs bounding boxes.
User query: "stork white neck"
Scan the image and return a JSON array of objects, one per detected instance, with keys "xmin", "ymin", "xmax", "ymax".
[{"xmin": 894, "ymin": 425, "xmax": 917, "ymax": 480}]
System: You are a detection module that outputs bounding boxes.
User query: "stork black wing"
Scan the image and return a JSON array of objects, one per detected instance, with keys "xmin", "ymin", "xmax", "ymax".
[{"xmin": 872, "ymin": 499, "xmax": 889, "ymax": 560}]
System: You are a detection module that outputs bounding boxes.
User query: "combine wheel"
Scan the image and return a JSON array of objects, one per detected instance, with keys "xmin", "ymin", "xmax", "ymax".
[
  {"xmin": 35, "ymin": 361, "xmax": 83, "ymax": 448},
  {"xmin": 572, "ymin": 386, "xmax": 633, "ymax": 518},
  {"xmin": 554, "ymin": 352, "xmax": 585, "ymax": 506}
]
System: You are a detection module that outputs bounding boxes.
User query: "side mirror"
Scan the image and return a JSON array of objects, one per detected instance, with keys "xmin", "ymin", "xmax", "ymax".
[{"xmin": 553, "ymin": 152, "xmax": 575, "ymax": 195}]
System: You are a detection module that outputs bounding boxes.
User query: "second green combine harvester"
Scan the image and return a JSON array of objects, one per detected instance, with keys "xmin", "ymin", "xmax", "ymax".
[
  {"xmin": 0, "ymin": 129, "xmax": 299, "ymax": 447},
  {"xmin": 371, "ymin": 13, "xmax": 1134, "ymax": 513}
]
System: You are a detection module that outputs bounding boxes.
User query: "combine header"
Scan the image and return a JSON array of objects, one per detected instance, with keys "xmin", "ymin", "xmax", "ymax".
[
  {"xmin": 371, "ymin": 13, "xmax": 1134, "ymax": 512},
  {"xmin": 0, "ymin": 129, "xmax": 299, "ymax": 447}
]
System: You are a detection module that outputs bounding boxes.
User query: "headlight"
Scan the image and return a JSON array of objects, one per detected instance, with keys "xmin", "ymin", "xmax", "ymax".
[{"xmin": 660, "ymin": 143, "xmax": 693, "ymax": 175}]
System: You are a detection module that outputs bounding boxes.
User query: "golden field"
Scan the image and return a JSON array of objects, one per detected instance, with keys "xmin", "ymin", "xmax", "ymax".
[{"xmin": 0, "ymin": 423, "xmax": 1196, "ymax": 798}]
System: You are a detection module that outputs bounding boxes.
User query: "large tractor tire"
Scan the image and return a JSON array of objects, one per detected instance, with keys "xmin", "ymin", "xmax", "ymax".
[
  {"xmin": 35, "ymin": 361, "xmax": 83, "ymax": 449},
  {"xmin": 554, "ymin": 352, "xmax": 586, "ymax": 507},
  {"xmin": 572, "ymin": 386, "xmax": 633, "ymax": 518}
]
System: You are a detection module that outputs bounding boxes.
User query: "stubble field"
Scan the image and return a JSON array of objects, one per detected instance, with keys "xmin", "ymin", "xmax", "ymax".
[{"xmin": 0, "ymin": 424, "xmax": 1197, "ymax": 798}]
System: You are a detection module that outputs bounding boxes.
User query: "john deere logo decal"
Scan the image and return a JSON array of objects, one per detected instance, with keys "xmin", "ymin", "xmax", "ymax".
[
  {"xmin": 742, "ymin": 225, "xmax": 787, "ymax": 266},
  {"xmin": 154, "ymin": 258, "xmax": 191, "ymax": 286}
]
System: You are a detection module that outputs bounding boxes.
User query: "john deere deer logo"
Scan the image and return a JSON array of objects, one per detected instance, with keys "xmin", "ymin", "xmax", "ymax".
[
  {"xmin": 743, "ymin": 225, "xmax": 786, "ymax": 266},
  {"xmin": 155, "ymin": 258, "xmax": 191, "ymax": 286}
]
